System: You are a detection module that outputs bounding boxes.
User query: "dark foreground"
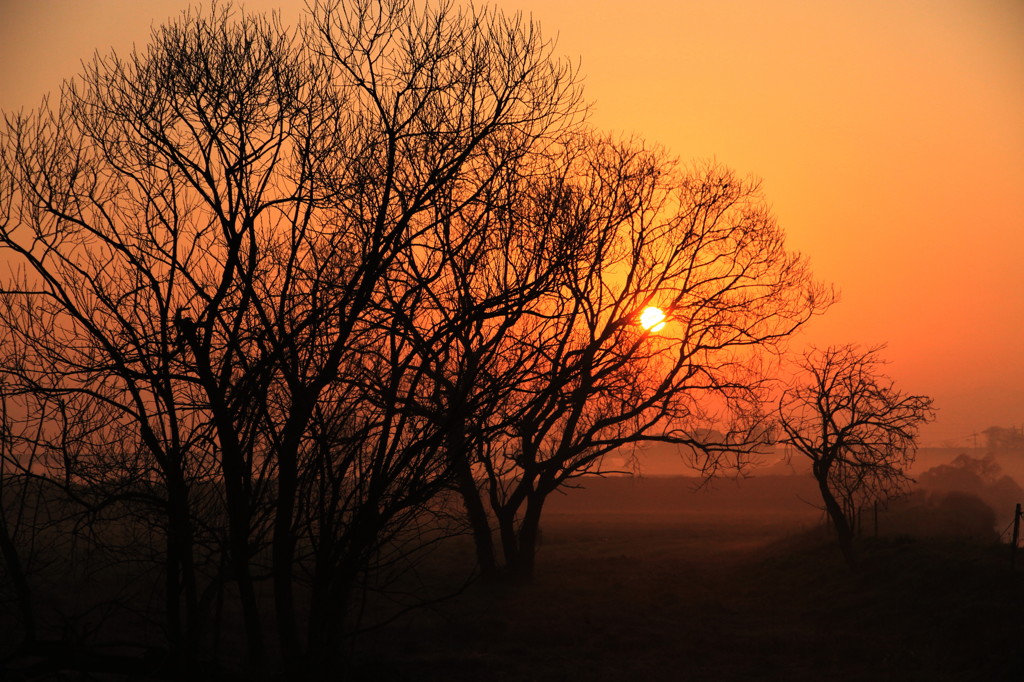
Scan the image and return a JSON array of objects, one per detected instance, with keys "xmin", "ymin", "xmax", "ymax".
[
  {"xmin": 4, "ymin": 475, "xmax": 1023, "ymax": 681},
  {"xmin": 350, "ymin": 481, "xmax": 1024, "ymax": 681}
]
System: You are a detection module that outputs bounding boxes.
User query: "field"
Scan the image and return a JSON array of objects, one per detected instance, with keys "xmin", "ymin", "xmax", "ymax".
[
  {"xmin": 350, "ymin": 474, "xmax": 1024, "ymax": 681},
  {"xmin": 3, "ymin": 469, "xmax": 1023, "ymax": 681}
]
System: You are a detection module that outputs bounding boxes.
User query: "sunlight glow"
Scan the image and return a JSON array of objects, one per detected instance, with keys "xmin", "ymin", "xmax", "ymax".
[{"xmin": 639, "ymin": 306, "xmax": 667, "ymax": 332}]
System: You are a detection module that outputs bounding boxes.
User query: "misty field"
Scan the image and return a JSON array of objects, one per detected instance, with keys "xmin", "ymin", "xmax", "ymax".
[
  {"xmin": 4, "ymin": 468, "xmax": 1023, "ymax": 681},
  {"xmin": 343, "ymin": 474, "xmax": 1024, "ymax": 682}
]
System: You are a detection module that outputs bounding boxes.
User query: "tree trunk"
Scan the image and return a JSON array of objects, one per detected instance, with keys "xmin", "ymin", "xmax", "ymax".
[
  {"xmin": 491, "ymin": 488, "xmax": 548, "ymax": 583},
  {"xmin": 509, "ymin": 492, "xmax": 546, "ymax": 582},
  {"xmin": 450, "ymin": 441, "xmax": 497, "ymax": 578},
  {"xmin": 816, "ymin": 475, "xmax": 856, "ymax": 568},
  {"xmin": 272, "ymin": 451, "xmax": 300, "ymax": 663},
  {"xmin": 306, "ymin": 533, "xmax": 363, "ymax": 681},
  {"xmin": 309, "ymin": 579, "xmax": 354, "ymax": 682},
  {"xmin": 0, "ymin": 503, "xmax": 34, "ymax": 644},
  {"xmin": 178, "ymin": 326, "xmax": 265, "ymax": 664},
  {"xmin": 497, "ymin": 507, "xmax": 520, "ymax": 576},
  {"xmin": 221, "ymin": 466, "xmax": 265, "ymax": 664},
  {"xmin": 165, "ymin": 473, "xmax": 199, "ymax": 669},
  {"xmin": 165, "ymin": 533, "xmax": 182, "ymax": 658},
  {"xmin": 229, "ymin": 520, "xmax": 265, "ymax": 665},
  {"xmin": 215, "ymin": 424, "xmax": 263, "ymax": 662}
]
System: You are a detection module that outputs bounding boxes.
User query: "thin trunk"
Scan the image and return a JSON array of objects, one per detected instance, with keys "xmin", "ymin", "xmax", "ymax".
[
  {"xmin": 165, "ymin": 529, "xmax": 183, "ymax": 661},
  {"xmin": 306, "ymin": 536, "xmax": 362, "ymax": 681},
  {"xmin": 457, "ymin": 469, "xmax": 497, "ymax": 578},
  {"xmin": 166, "ymin": 475, "xmax": 199, "ymax": 668},
  {"xmin": 310, "ymin": 579, "xmax": 355, "ymax": 681},
  {"xmin": 510, "ymin": 491, "xmax": 546, "ymax": 581},
  {"xmin": 177, "ymin": 323, "xmax": 265, "ymax": 662},
  {"xmin": 230, "ymin": 524, "xmax": 264, "ymax": 664},
  {"xmin": 221, "ymin": 465, "xmax": 264, "ymax": 663},
  {"xmin": 273, "ymin": 452, "xmax": 300, "ymax": 663},
  {"xmin": 816, "ymin": 475, "xmax": 856, "ymax": 568},
  {"xmin": 497, "ymin": 507, "xmax": 520, "ymax": 573},
  {"xmin": 306, "ymin": 569, "xmax": 328, "ymax": 659},
  {"xmin": 179, "ymin": 528, "xmax": 199, "ymax": 662},
  {"xmin": 215, "ymin": 413, "xmax": 263, "ymax": 661},
  {"xmin": 275, "ymin": 397, "xmax": 322, "ymax": 664}
]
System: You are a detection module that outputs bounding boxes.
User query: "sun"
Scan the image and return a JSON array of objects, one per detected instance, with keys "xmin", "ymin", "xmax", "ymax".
[{"xmin": 639, "ymin": 306, "xmax": 666, "ymax": 332}]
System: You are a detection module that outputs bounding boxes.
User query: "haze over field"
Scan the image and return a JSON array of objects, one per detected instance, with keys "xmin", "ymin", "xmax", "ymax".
[{"xmin": 2, "ymin": 0, "xmax": 1022, "ymax": 446}]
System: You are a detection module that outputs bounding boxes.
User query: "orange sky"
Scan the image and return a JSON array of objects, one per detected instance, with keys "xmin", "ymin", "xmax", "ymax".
[{"xmin": 1, "ymin": 0, "xmax": 1022, "ymax": 446}]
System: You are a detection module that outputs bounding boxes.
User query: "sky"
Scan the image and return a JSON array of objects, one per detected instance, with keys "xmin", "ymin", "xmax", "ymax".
[{"xmin": 1, "ymin": 0, "xmax": 1021, "ymax": 446}]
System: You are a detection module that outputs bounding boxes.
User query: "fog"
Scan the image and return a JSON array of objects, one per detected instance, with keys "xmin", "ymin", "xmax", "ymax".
[{"xmin": 4, "ymin": 446, "xmax": 1022, "ymax": 680}]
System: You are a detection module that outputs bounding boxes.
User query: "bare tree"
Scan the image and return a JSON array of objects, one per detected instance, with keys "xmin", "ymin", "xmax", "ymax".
[
  {"xmin": 0, "ymin": 0, "xmax": 583, "ymax": 675},
  {"xmin": 0, "ymin": 4, "xmax": 329, "ymax": 664},
  {"xmin": 276, "ymin": 0, "xmax": 582, "ymax": 672},
  {"xmin": 777, "ymin": 344, "xmax": 935, "ymax": 567}
]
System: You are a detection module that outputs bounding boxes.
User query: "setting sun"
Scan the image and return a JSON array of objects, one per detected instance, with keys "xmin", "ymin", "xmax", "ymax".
[{"xmin": 639, "ymin": 306, "xmax": 666, "ymax": 332}]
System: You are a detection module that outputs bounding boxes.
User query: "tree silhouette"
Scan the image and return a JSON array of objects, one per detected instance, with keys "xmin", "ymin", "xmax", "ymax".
[
  {"xmin": 0, "ymin": 0, "xmax": 582, "ymax": 675},
  {"xmin": 395, "ymin": 134, "xmax": 832, "ymax": 580},
  {"xmin": 777, "ymin": 344, "xmax": 935, "ymax": 567},
  {"xmin": 0, "ymin": 0, "xmax": 834, "ymax": 675}
]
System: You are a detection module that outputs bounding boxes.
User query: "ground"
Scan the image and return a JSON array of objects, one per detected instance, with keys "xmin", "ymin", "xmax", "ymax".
[
  {"xmin": 350, "ymin": 477, "xmax": 1024, "ymax": 681},
  {"xmin": 3, "ymin": 474, "xmax": 1022, "ymax": 680}
]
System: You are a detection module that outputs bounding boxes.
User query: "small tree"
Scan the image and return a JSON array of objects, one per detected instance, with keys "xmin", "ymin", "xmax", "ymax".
[{"xmin": 778, "ymin": 344, "xmax": 935, "ymax": 566}]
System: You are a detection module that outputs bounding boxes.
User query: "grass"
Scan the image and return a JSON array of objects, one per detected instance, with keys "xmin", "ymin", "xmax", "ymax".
[
  {"xmin": 351, "ymin": 509, "xmax": 1024, "ymax": 681},
  {"xmin": 4, "ymin": 475, "xmax": 1023, "ymax": 680}
]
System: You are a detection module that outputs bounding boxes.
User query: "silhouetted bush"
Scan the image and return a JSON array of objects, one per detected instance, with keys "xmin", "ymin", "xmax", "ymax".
[
  {"xmin": 882, "ymin": 490, "xmax": 998, "ymax": 541},
  {"xmin": 916, "ymin": 453, "xmax": 1022, "ymax": 530}
]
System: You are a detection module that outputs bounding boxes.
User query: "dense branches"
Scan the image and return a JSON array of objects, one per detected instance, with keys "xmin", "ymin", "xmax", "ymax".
[
  {"xmin": 0, "ymin": 0, "xmax": 827, "ymax": 675},
  {"xmin": 426, "ymin": 139, "xmax": 831, "ymax": 578},
  {"xmin": 0, "ymin": 0, "xmax": 582, "ymax": 674}
]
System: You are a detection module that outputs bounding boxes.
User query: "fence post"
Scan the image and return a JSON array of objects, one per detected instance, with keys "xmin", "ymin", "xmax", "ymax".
[{"xmin": 1011, "ymin": 503, "xmax": 1021, "ymax": 571}]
